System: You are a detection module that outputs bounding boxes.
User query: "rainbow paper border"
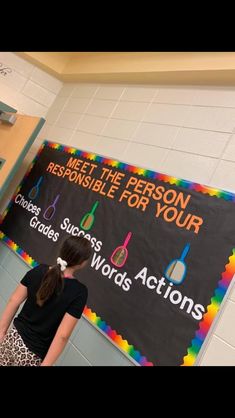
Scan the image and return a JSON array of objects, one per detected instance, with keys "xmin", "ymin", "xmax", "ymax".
[
  {"xmin": 84, "ymin": 307, "xmax": 153, "ymax": 366},
  {"xmin": 1, "ymin": 139, "xmax": 235, "ymax": 366},
  {"xmin": 182, "ymin": 249, "xmax": 235, "ymax": 365},
  {"xmin": 44, "ymin": 140, "xmax": 235, "ymax": 201},
  {"xmin": 0, "ymin": 232, "xmax": 39, "ymax": 267}
]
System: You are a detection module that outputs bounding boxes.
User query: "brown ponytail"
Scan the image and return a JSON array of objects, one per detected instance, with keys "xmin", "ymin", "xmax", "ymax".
[
  {"xmin": 36, "ymin": 264, "xmax": 63, "ymax": 307},
  {"xmin": 36, "ymin": 236, "xmax": 92, "ymax": 307}
]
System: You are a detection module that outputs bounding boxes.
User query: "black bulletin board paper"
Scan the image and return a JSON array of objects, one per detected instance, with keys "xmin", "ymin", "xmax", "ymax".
[{"xmin": 1, "ymin": 140, "xmax": 235, "ymax": 366}]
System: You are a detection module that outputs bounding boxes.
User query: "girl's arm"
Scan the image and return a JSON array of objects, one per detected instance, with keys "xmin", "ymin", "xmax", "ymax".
[
  {"xmin": 41, "ymin": 313, "xmax": 78, "ymax": 366},
  {"xmin": 0, "ymin": 284, "xmax": 27, "ymax": 342}
]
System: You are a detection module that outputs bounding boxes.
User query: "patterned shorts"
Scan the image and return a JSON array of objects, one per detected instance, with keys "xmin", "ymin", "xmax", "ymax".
[{"xmin": 0, "ymin": 325, "xmax": 42, "ymax": 366}]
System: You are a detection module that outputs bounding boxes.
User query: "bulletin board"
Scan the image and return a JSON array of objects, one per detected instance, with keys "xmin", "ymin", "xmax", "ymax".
[{"xmin": 1, "ymin": 140, "xmax": 235, "ymax": 366}]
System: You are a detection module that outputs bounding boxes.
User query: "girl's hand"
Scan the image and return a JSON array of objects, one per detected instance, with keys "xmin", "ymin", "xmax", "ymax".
[{"xmin": 0, "ymin": 333, "xmax": 6, "ymax": 344}]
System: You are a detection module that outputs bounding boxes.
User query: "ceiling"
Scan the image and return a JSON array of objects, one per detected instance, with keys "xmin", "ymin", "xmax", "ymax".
[{"xmin": 17, "ymin": 52, "xmax": 235, "ymax": 85}]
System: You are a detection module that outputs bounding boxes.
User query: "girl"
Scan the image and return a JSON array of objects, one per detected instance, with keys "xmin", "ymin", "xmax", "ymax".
[{"xmin": 0, "ymin": 236, "xmax": 92, "ymax": 366}]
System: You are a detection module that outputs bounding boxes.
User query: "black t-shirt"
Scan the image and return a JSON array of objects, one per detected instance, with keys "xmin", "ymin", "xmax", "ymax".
[{"xmin": 14, "ymin": 264, "xmax": 88, "ymax": 360}]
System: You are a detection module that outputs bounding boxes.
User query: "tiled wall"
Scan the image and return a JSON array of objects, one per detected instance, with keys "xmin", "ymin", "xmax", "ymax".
[
  {"xmin": 1, "ymin": 53, "xmax": 235, "ymax": 365},
  {"xmin": 0, "ymin": 52, "xmax": 62, "ymax": 117}
]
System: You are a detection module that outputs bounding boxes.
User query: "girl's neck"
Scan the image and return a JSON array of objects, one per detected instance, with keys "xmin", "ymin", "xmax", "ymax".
[{"xmin": 63, "ymin": 267, "xmax": 76, "ymax": 278}]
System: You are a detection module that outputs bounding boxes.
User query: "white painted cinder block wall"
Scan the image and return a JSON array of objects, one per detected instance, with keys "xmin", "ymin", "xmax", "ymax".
[{"xmin": 1, "ymin": 52, "xmax": 235, "ymax": 365}]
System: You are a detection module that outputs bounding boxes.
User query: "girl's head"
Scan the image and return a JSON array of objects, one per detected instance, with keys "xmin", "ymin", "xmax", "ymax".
[
  {"xmin": 59, "ymin": 236, "xmax": 92, "ymax": 270},
  {"xmin": 36, "ymin": 236, "xmax": 92, "ymax": 307}
]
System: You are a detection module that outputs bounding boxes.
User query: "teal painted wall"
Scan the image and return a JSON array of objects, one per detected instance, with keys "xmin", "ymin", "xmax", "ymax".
[{"xmin": 0, "ymin": 101, "xmax": 17, "ymax": 113}]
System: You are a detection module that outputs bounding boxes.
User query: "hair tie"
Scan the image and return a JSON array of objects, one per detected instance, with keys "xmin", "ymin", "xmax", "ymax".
[{"xmin": 57, "ymin": 257, "xmax": 68, "ymax": 271}]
